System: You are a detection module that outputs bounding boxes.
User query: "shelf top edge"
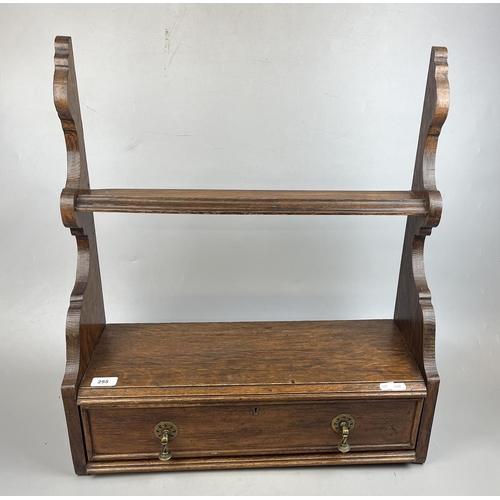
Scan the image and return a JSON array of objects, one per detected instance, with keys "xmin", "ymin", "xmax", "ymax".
[
  {"xmin": 78, "ymin": 189, "xmax": 424, "ymax": 199},
  {"xmin": 78, "ymin": 381, "xmax": 428, "ymax": 407}
]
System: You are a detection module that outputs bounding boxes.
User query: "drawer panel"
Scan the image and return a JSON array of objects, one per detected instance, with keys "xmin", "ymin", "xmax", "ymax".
[{"xmin": 82, "ymin": 399, "xmax": 423, "ymax": 462}]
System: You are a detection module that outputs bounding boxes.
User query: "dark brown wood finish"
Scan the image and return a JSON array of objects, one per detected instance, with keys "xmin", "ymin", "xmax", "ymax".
[
  {"xmin": 79, "ymin": 383, "xmax": 427, "ymax": 408},
  {"xmin": 86, "ymin": 450, "xmax": 418, "ymax": 474},
  {"xmin": 82, "ymin": 399, "xmax": 423, "ymax": 460},
  {"xmin": 78, "ymin": 320, "xmax": 424, "ymax": 392},
  {"xmin": 76, "ymin": 189, "xmax": 426, "ymax": 215},
  {"xmin": 55, "ymin": 38, "xmax": 448, "ymax": 474},
  {"xmin": 55, "ymin": 36, "xmax": 106, "ymax": 474},
  {"xmin": 394, "ymin": 47, "xmax": 449, "ymax": 462},
  {"xmin": 76, "ymin": 321, "xmax": 426, "ymax": 469}
]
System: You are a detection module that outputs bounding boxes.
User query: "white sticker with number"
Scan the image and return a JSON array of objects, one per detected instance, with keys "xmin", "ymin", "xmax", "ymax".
[
  {"xmin": 379, "ymin": 382, "xmax": 406, "ymax": 391},
  {"xmin": 91, "ymin": 377, "xmax": 118, "ymax": 387}
]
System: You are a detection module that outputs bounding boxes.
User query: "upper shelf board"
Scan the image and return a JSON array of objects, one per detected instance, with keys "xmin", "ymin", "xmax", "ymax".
[{"xmin": 75, "ymin": 189, "xmax": 427, "ymax": 215}]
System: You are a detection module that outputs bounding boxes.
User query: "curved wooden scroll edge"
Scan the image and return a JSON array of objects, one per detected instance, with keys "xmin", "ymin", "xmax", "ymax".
[
  {"xmin": 416, "ymin": 46, "xmax": 450, "ymax": 231},
  {"xmin": 428, "ymin": 46, "xmax": 449, "ymax": 138},
  {"xmin": 414, "ymin": 46, "xmax": 449, "ymax": 378},
  {"xmin": 395, "ymin": 46, "xmax": 450, "ymax": 461},
  {"xmin": 55, "ymin": 35, "xmax": 105, "ymax": 473},
  {"xmin": 55, "ymin": 36, "xmax": 90, "ymax": 228}
]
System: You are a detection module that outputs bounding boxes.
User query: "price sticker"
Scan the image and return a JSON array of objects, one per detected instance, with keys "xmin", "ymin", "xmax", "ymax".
[
  {"xmin": 91, "ymin": 377, "xmax": 118, "ymax": 387},
  {"xmin": 379, "ymin": 382, "xmax": 406, "ymax": 391}
]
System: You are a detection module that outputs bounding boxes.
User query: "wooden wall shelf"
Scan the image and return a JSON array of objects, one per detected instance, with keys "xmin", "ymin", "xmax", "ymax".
[{"xmin": 54, "ymin": 36, "xmax": 449, "ymax": 475}]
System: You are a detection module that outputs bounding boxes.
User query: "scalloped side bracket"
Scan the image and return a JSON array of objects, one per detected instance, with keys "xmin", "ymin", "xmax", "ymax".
[
  {"xmin": 394, "ymin": 47, "xmax": 449, "ymax": 463},
  {"xmin": 55, "ymin": 36, "xmax": 106, "ymax": 475}
]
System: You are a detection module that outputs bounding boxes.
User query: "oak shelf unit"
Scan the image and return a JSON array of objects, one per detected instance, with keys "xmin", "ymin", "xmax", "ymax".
[{"xmin": 55, "ymin": 36, "xmax": 449, "ymax": 475}]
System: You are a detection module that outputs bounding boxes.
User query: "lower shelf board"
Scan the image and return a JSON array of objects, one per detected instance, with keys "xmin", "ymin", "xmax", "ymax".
[{"xmin": 79, "ymin": 319, "xmax": 426, "ymax": 403}]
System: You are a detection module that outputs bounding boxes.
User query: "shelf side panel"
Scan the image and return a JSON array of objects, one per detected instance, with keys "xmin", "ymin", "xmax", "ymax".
[
  {"xmin": 55, "ymin": 35, "xmax": 106, "ymax": 475},
  {"xmin": 394, "ymin": 46, "xmax": 449, "ymax": 463}
]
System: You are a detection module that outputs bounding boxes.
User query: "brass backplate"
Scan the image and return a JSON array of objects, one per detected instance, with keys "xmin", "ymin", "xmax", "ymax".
[
  {"xmin": 154, "ymin": 421, "xmax": 179, "ymax": 440},
  {"xmin": 331, "ymin": 414, "xmax": 355, "ymax": 433}
]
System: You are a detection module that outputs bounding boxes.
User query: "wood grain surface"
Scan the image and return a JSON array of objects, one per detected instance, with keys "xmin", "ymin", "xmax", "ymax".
[
  {"xmin": 79, "ymin": 320, "xmax": 424, "ymax": 394},
  {"xmin": 76, "ymin": 189, "xmax": 427, "ymax": 215},
  {"xmin": 394, "ymin": 47, "xmax": 449, "ymax": 463},
  {"xmin": 55, "ymin": 35, "xmax": 106, "ymax": 474},
  {"xmin": 86, "ymin": 450, "xmax": 417, "ymax": 473},
  {"xmin": 82, "ymin": 399, "xmax": 422, "ymax": 461}
]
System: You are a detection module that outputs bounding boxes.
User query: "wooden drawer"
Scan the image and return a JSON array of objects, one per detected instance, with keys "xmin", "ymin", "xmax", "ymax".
[{"xmin": 82, "ymin": 399, "xmax": 423, "ymax": 462}]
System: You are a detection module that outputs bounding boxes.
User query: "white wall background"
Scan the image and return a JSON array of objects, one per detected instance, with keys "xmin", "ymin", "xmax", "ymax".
[{"xmin": 1, "ymin": 3, "xmax": 499, "ymax": 495}]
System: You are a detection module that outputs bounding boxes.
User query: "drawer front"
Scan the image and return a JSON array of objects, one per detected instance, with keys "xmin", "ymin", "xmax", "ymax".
[{"xmin": 82, "ymin": 399, "xmax": 423, "ymax": 462}]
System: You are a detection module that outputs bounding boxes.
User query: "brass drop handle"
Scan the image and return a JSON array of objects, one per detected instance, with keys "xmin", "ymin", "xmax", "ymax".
[
  {"xmin": 338, "ymin": 423, "xmax": 351, "ymax": 453},
  {"xmin": 332, "ymin": 414, "xmax": 355, "ymax": 453},
  {"xmin": 159, "ymin": 429, "xmax": 172, "ymax": 460},
  {"xmin": 154, "ymin": 421, "xmax": 179, "ymax": 461}
]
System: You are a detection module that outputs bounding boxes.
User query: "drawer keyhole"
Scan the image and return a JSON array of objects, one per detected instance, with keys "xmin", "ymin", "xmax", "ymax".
[{"xmin": 253, "ymin": 406, "xmax": 259, "ymax": 416}]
